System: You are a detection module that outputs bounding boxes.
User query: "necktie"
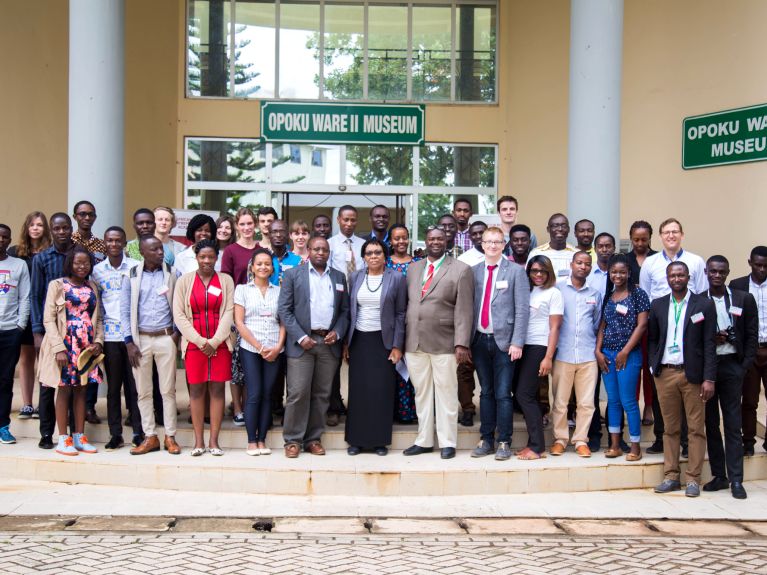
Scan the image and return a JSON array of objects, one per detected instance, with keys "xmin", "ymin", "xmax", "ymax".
[
  {"xmin": 421, "ymin": 263, "xmax": 435, "ymax": 298},
  {"xmin": 480, "ymin": 265, "xmax": 498, "ymax": 329},
  {"xmin": 346, "ymin": 238, "xmax": 356, "ymax": 280}
]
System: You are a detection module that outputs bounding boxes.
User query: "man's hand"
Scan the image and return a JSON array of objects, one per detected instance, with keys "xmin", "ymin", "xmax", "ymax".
[
  {"xmin": 171, "ymin": 332, "xmax": 180, "ymax": 347},
  {"xmin": 508, "ymin": 345, "xmax": 523, "ymax": 362},
  {"xmin": 388, "ymin": 347, "xmax": 402, "ymax": 365},
  {"xmin": 596, "ymin": 351, "xmax": 609, "ymax": 373},
  {"xmin": 300, "ymin": 336, "xmax": 316, "ymax": 351},
  {"xmin": 126, "ymin": 342, "xmax": 142, "ymax": 368},
  {"xmin": 538, "ymin": 356, "xmax": 553, "ymax": 377},
  {"xmin": 455, "ymin": 345, "xmax": 471, "ymax": 365},
  {"xmin": 324, "ymin": 331, "xmax": 339, "ymax": 346},
  {"xmin": 701, "ymin": 380, "xmax": 715, "ymax": 402}
]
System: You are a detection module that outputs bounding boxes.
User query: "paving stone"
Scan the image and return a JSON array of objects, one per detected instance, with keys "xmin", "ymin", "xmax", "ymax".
[
  {"xmin": 0, "ymin": 516, "xmax": 76, "ymax": 531},
  {"xmin": 647, "ymin": 520, "xmax": 751, "ymax": 537},
  {"xmin": 371, "ymin": 518, "xmax": 465, "ymax": 534},
  {"xmin": 463, "ymin": 518, "xmax": 563, "ymax": 535},
  {"xmin": 67, "ymin": 516, "xmax": 174, "ymax": 532},
  {"xmin": 557, "ymin": 519, "xmax": 656, "ymax": 537},
  {"xmin": 270, "ymin": 518, "xmax": 368, "ymax": 534},
  {"xmin": 172, "ymin": 518, "xmax": 256, "ymax": 533}
]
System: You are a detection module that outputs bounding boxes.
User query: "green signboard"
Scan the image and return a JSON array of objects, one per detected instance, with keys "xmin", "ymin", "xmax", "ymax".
[
  {"xmin": 683, "ymin": 103, "xmax": 767, "ymax": 169},
  {"xmin": 260, "ymin": 102, "xmax": 425, "ymax": 145}
]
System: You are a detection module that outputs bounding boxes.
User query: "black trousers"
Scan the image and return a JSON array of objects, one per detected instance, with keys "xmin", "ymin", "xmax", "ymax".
[
  {"xmin": 705, "ymin": 354, "xmax": 745, "ymax": 483},
  {"xmin": 515, "ymin": 345, "xmax": 547, "ymax": 454},
  {"xmin": 0, "ymin": 329, "xmax": 23, "ymax": 428},
  {"xmin": 327, "ymin": 362, "xmax": 346, "ymax": 415},
  {"xmin": 103, "ymin": 342, "xmax": 143, "ymax": 437}
]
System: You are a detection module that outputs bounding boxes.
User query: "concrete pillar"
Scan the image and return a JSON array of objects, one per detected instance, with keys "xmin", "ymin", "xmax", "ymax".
[
  {"xmin": 68, "ymin": 0, "xmax": 124, "ymax": 234},
  {"xmin": 567, "ymin": 0, "xmax": 623, "ymax": 241}
]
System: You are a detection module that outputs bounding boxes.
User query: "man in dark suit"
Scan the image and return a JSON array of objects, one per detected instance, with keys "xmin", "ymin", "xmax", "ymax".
[
  {"xmin": 469, "ymin": 226, "xmax": 529, "ymax": 460},
  {"xmin": 729, "ymin": 245, "xmax": 767, "ymax": 457},
  {"xmin": 649, "ymin": 261, "xmax": 717, "ymax": 498},
  {"xmin": 702, "ymin": 255, "xmax": 758, "ymax": 499},
  {"xmin": 403, "ymin": 226, "xmax": 474, "ymax": 459},
  {"xmin": 278, "ymin": 236, "xmax": 350, "ymax": 458}
]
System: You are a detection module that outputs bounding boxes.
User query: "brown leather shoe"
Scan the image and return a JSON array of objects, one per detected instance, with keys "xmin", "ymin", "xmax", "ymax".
[
  {"xmin": 164, "ymin": 436, "xmax": 181, "ymax": 455},
  {"xmin": 130, "ymin": 435, "xmax": 160, "ymax": 455},
  {"xmin": 85, "ymin": 409, "xmax": 101, "ymax": 425},
  {"xmin": 550, "ymin": 442, "xmax": 566, "ymax": 456},
  {"xmin": 284, "ymin": 443, "xmax": 300, "ymax": 458},
  {"xmin": 575, "ymin": 445, "xmax": 592, "ymax": 458},
  {"xmin": 305, "ymin": 441, "xmax": 326, "ymax": 455}
]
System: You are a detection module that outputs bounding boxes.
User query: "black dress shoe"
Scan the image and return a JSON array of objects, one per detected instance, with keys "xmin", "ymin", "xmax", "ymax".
[
  {"xmin": 440, "ymin": 447, "xmax": 456, "ymax": 459},
  {"xmin": 744, "ymin": 446, "xmax": 755, "ymax": 457},
  {"xmin": 105, "ymin": 435, "xmax": 124, "ymax": 451},
  {"xmin": 38, "ymin": 435, "xmax": 54, "ymax": 449},
  {"xmin": 646, "ymin": 440, "xmax": 664, "ymax": 454},
  {"xmin": 131, "ymin": 433, "xmax": 145, "ymax": 448},
  {"xmin": 459, "ymin": 411, "xmax": 474, "ymax": 427},
  {"xmin": 731, "ymin": 481, "xmax": 747, "ymax": 499},
  {"xmin": 703, "ymin": 476, "xmax": 730, "ymax": 492},
  {"xmin": 375, "ymin": 446, "xmax": 388, "ymax": 456},
  {"xmin": 347, "ymin": 446, "xmax": 361, "ymax": 456},
  {"xmin": 681, "ymin": 445, "xmax": 688, "ymax": 459},
  {"xmin": 85, "ymin": 409, "xmax": 101, "ymax": 424},
  {"xmin": 403, "ymin": 444, "xmax": 434, "ymax": 456}
]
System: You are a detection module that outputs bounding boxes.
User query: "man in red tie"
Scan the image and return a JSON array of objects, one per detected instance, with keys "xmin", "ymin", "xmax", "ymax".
[
  {"xmin": 404, "ymin": 226, "xmax": 474, "ymax": 459},
  {"xmin": 469, "ymin": 227, "xmax": 530, "ymax": 460}
]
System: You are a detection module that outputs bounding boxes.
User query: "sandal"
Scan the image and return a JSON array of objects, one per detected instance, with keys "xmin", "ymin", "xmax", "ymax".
[
  {"xmin": 626, "ymin": 451, "xmax": 643, "ymax": 462},
  {"xmin": 517, "ymin": 448, "xmax": 544, "ymax": 460},
  {"xmin": 190, "ymin": 447, "xmax": 206, "ymax": 457},
  {"xmin": 604, "ymin": 448, "xmax": 622, "ymax": 458}
]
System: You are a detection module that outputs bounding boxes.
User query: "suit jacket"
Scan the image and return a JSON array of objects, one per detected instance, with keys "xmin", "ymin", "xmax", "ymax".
[
  {"xmin": 729, "ymin": 275, "xmax": 750, "ymax": 293},
  {"xmin": 648, "ymin": 291, "xmax": 717, "ymax": 384},
  {"xmin": 405, "ymin": 256, "xmax": 474, "ymax": 355},
  {"xmin": 278, "ymin": 264, "xmax": 350, "ymax": 359},
  {"xmin": 471, "ymin": 257, "xmax": 530, "ymax": 352},
  {"xmin": 705, "ymin": 287, "xmax": 758, "ymax": 371},
  {"xmin": 347, "ymin": 268, "xmax": 407, "ymax": 351}
]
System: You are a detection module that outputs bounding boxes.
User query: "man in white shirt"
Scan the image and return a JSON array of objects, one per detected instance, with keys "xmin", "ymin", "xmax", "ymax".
[
  {"xmin": 458, "ymin": 221, "xmax": 487, "ymax": 268},
  {"xmin": 92, "ymin": 226, "xmax": 142, "ymax": 450},
  {"xmin": 527, "ymin": 213, "xmax": 578, "ymax": 282},
  {"xmin": 639, "ymin": 218, "xmax": 708, "ymax": 301}
]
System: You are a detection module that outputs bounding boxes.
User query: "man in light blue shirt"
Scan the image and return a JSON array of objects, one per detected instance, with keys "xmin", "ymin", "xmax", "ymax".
[
  {"xmin": 550, "ymin": 251, "xmax": 602, "ymax": 458},
  {"xmin": 268, "ymin": 220, "xmax": 302, "ymax": 286}
]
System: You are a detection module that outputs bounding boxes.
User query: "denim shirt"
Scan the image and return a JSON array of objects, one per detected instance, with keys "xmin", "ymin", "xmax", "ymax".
[{"xmin": 556, "ymin": 278, "xmax": 602, "ymax": 364}]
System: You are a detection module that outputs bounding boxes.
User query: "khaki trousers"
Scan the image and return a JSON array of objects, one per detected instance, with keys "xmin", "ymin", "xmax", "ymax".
[
  {"xmin": 133, "ymin": 334, "xmax": 178, "ymax": 438},
  {"xmin": 551, "ymin": 360, "xmax": 597, "ymax": 447},
  {"xmin": 407, "ymin": 351, "xmax": 459, "ymax": 448},
  {"xmin": 655, "ymin": 368, "xmax": 706, "ymax": 483}
]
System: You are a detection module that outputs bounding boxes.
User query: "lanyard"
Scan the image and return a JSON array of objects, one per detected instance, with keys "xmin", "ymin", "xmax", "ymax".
[{"xmin": 671, "ymin": 296, "xmax": 686, "ymax": 345}]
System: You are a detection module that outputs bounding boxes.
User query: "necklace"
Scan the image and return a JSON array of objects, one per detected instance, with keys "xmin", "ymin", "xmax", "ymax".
[{"xmin": 365, "ymin": 272, "xmax": 383, "ymax": 293}]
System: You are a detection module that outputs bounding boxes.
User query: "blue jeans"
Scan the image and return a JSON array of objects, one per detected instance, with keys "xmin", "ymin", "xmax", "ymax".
[
  {"xmin": 240, "ymin": 348, "xmax": 284, "ymax": 443},
  {"xmin": 471, "ymin": 333, "xmax": 515, "ymax": 443},
  {"xmin": 602, "ymin": 347, "xmax": 642, "ymax": 443}
]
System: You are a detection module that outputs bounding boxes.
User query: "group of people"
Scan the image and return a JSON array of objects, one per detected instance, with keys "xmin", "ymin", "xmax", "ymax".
[{"xmin": 0, "ymin": 195, "xmax": 765, "ymax": 501}]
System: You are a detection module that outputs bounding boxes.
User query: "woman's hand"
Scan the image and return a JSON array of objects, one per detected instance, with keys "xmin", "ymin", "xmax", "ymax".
[
  {"xmin": 388, "ymin": 347, "xmax": 402, "ymax": 364},
  {"xmin": 538, "ymin": 356, "xmax": 553, "ymax": 377},
  {"xmin": 55, "ymin": 351, "xmax": 68, "ymax": 368},
  {"xmin": 596, "ymin": 350, "xmax": 609, "ymax": 373},
  {"xmin": 87, "ymin": 343, "xmax": 103, "ymax": 356},
  {"xmin": 343, "ymin": 344, "xmax": 350, "ymax": 364},
  {"xmin": 200, "ymin": 341, "xmax": 217, "ymax": 357},
  {"xmin": 615, "ymin": 349, "xmax": 629, "ymax": 371},
  {"xmin": 262, "ymin": 346, "xmax": 280, "ymax": 362}
]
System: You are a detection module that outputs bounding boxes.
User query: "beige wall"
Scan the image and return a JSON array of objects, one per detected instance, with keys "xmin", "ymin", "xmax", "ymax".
[{"xmin": 622, "ymin": 0, "xmax": 767, "ymax": 277}]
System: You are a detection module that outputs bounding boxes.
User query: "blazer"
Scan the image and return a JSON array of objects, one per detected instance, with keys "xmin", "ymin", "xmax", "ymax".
[
  {"xmin": 647, "ymin": 291, "xmax": 717, "ymax": 384},
  {"xmin": 172, "ymin": 271, "xmax": 236, "ymax": 358},
  {"xmin": 347, "ymin": 268, "xmax": 407, "ymax": 351},
  {"xmin": 405, "ymin": 256, "xmax": 474, "ymax": 355},
  {"xmin": 471, "ymin": 258, "xmax": 530, "ymax": 352},
  {"xmin": 125, "ymin": 261, "xmax": 178, "ymax": 348},
  {"xmin": 278, "ymin": 264, "xmax": 350, "ymax": 359},
  {"xmin": 704, "ymin": 287, "xmax": 758, "ymax": 371},
  {"xmin": 38, "ymin": 279, "xmax": 105, "ymax": 388}
]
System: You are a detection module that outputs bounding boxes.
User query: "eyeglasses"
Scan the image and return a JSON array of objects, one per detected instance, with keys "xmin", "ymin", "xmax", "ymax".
[
  {"xmin": 76, "ymin": 211, "xmax": 96, "ymax": 218},
  {"xmin": 481, "ymin": 240, "xmax": 505, "ymax": 246},
  {"xmin": 661, "ymin": 230, "xmax": 681, "ymax": 236},
  {"xmin": 426, "ymin": 225, "xmax": 446, "ymax": 231},
  {"xmin": 364, "ymin": 250, "xmax": 384, "ymax": 256},
  {"xmin": 529, "ymin": 269, "xmax": 549, "ymax": 275},
  {"xmin": 549, "ymin": 223, "xmax": 568, "ymax": 230}
]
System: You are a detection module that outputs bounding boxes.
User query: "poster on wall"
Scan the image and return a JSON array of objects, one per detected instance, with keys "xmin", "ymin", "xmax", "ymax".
[{"xmin": 171, "ymin": 209, "xmax": 220, "ymax": 245}]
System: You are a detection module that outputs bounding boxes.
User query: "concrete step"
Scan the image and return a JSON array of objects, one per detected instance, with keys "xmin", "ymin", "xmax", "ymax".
[{"xmin": 1, "ymin": 437, "xmax": 766, "ymax": 496}]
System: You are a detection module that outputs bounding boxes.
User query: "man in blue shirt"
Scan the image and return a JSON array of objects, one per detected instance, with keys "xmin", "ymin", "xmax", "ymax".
[
  {"xmin": 550, "ymin": 251, "xmax": 602, "ymax": 458},
  {"xmin": 268, "ymin": 220, "xmax": 302, "ymax": 286}
]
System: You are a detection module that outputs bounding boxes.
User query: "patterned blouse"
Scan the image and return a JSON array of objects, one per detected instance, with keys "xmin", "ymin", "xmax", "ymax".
[
  {"xmin": 385, "ymin": 256, "xmax": 422, "ymax": 277},
  {"xmin": 601, "ymin": 287, "xmax": 651, "ymax": 351}
]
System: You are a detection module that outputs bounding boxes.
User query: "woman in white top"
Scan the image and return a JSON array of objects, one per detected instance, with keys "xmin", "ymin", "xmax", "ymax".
[
  {"xmin": 343, "ymin": 238, "xmax": 407, "ymax": 456},
  {"xmin": 153, "ymin": 206, "xmax": 185, "ymax": 267},
  {"xmin": 234, "ymin": 248, "xmax": 286, "ymax": 456},
  {"xmin": 174, "ymin": 214, "xmax": 220, "ymax": 275},
  {"xmin": 515, "ymin": 255, "xmax": 563, "ymax": 459}
]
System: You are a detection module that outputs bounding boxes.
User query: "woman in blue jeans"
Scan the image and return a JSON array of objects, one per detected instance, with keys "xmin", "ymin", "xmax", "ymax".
[
  {"xmin": 595, "ymin": 254, "xmax": 650, "ymax": 461},
  {"xmin": 234, "ymin": 249, "xmax": 286, "ymax": 456}
]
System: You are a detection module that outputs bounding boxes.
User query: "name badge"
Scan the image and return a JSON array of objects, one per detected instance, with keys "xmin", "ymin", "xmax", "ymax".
[
  {"xmin": 156, "ymin": 286, "xmax": 169, "ymax": 296},
  {"xmin": 730, "ymin": 305, "xmax": 743, "ymax": 317},
  {"xmin": 586, "ymin": 298, "xmax": 597, "ymax": 305},
  {"xmin": 691, "ymin": 312, "xmax": 705, "ymax": 324},
  {"xmin": 207, "ymin": 286, "xmax": 222, "ymax": 297},
  {"xmin": 335, "ymin": 283, "xmax": 344, "ymax": 292},
  {"xmin": 345, "ymin": 251, "xmax": 353, "ymax": 262},
  {"xmin": 557, "ymin": 269, "xmax": 569, "ymax": 277},
  {"xmin": 668, "ymin": 344, "xmax": 681, "ymax": 354},
  {"xmin": 616, "ymin": 304, "xmax": 629, "ymax": 315},
  {"xmin": 282, "ymin": 265, "xmax": 293, "ymax": 271},
  {"xmin": 259, "ymin": 309, "xmax": 272, "ymax": 317},
  {"xmin": 495, "ymin": 280, "xmax": 508, "ymax": 290}
]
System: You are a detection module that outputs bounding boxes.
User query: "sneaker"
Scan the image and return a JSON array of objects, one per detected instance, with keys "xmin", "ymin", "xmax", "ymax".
[
  {"xmin": 471, "ymin": 439, "xmax": 494, "ymax": 458},
  {"xmin": 0, "ymin": 425, "xmax": 16, "ymax": 444},
  {"xmin": 18, "ymin": 405, "xmax": 34, "ymax": 419},
  {"xmin": 567, "ymin": 419, "xmax": 576, "ymax": 428},
  {"xmin": 56, "ymin": 435, "xmax": 78, "ymax": 456},
  {"xmin": 105, "ymin": 436, "xmax": 124, "ymax": 451},
  {"xmin": 31, "ymin": 407, "xmax": 40, "ymax": 420},
  {"xmin": 233, "ymin": 413, "xmax": 245, "ymax": 426},
  {"xmin": 495, "ymin": 441, "xmax": 512, "ymax": 461},
  {"xmin": 685, "ymin": 481, "xmax": 700, "ymax": 498},
  {"xmin": 38, "ymin": 435, "xmax": 54, "ymax": 449},
  {"xmin": 654, "ymin": 479, "xmax": 682, "ymax": 493},
  {"xmin": 73, "ymin": 433, "xmax": 97, "ymax": 454}
]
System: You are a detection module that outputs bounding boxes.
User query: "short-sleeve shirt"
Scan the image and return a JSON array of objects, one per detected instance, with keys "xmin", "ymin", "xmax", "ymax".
[
  {"xmin": 233, "ymin": 282, "xmax": 281, "ymax": 352},
  {"xmin": 601, "ymin": 287, "xmax": 651, "ymax": 351},
  {"xmin": 526, "ymin": 286, "xmax": 564, "ymax": 347}
]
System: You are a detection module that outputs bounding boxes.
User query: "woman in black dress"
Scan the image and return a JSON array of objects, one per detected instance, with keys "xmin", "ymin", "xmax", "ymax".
[{"xmin": 344, "ymin": 238, "xmax": 407, "ymax": 455}]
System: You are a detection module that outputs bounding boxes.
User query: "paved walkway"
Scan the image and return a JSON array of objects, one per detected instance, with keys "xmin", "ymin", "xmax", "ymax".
[{"xmin": 1, "ymin": 529, "xmax": 766, "ymax": 574}]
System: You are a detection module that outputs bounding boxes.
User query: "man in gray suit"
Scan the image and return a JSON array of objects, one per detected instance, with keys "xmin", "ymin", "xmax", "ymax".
[
  {"xmin": 470, "ymin": 226, "xmax": 530, "ymax": 460},
  {"xmin": 278, "ymin": 236, "xmax": 350, "ymax": 458},
  {"xmin": 404, "ymin": 227, "xmax": 474, "ymax": 459}
]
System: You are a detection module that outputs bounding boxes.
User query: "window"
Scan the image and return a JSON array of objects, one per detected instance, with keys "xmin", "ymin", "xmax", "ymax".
[{"xmin": 187, "ymin": 0, "xmax": 497, "ymax": 103}]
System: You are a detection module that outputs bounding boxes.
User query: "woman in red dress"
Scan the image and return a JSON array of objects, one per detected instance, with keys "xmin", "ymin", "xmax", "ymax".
[{"xmin": 173, "ymin": 239, "xmax": 235, "ymax": 456}]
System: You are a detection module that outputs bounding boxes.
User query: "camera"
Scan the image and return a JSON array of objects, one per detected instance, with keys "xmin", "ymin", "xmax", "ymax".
[{"xmin": 724, "ymin": 326, "xmax": 737, "ymax": 344}]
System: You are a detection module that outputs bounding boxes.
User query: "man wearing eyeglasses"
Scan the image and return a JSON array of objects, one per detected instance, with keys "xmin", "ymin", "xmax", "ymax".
[
  {"xmin": 71, "ymin": 201, "xmax": 106, "ymax": 264},
  {"xmin": 526, "ymin": 213, "xmax": 578, "ymax": 282},
  {"xmin": 469, "ymin": 227, "xmax": 529, "ymax": 460}
]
